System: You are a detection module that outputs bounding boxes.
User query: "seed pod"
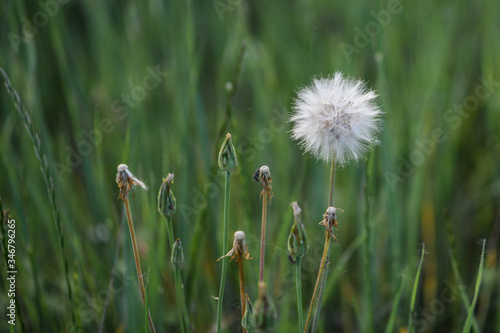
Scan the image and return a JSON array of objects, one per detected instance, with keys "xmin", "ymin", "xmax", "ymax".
[
  {"xmin": 218, "ymin": 133, "xmax": 238, "ymax": 173},
  {"xmin": 288, "ymin": 201, "xmax": 308, "ymax": 262},
  {"xmin": 158, "ymin": 173, "xmax": 176, "ymax": 219},
  {"xmin": 171, "ymin": 239, "xmax": 184, "ymax": 266}
]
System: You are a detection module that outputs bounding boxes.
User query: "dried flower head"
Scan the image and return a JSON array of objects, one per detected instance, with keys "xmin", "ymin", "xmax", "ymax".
[
  {"xmin": 291, "ymin": 72, "xmax": 382, "ymax": 166},
  {"xmin": 171, "ymin": 238, "xmax": 184, "ymax": 266},
  {"xmin": 158, "ymin": 173, "xmax": 176, "ymax": 219},
  {"xmin": 253, "ymin": 165, "xmax": 273, "ymax": 201},
  {"xmin": 288, "ymin": 201, "xmax": 308, "ymax": 262},
  {"xmin": 217, "ymin": 231, "xmax": 252, "ymax": 263},
  {"xmin": 319, "ymin": 206, "xmax": 343, "ymax": 242},
  {"xmin": 116, "ymin": 164, "xmax": 148, "ymax": 200}
]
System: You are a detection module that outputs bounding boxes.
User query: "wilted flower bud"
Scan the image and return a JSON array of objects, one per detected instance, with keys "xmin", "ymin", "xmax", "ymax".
[
  {"xmin": 288, "ymin": 201, "xmax": 308, "ymax": 262},
  {"xmin": 158, "ymin": 173, "xmax": 176, "ymax": 219},
  {"xmin": 116, "ymin": 164, "xmax": 148, "ymax": 200},
  {"xmin": 218, "ymin": 133, "xmax": 238, "ymax": 173},
  {"xmin": 319, "ymin": 206, "xmax": 343, "ymax": 242},
  {"xmin": 252, "ymin": 282, "xmax": 276, "ymax": 332},
  {"xmin": 253, "ymin": 165, "xmax": 273, "ymax": 201},
  {"xmin": 171, "ymin": 239, "xmax": 184, "ymax": 266},
  {"xmin": 218, "ymin": 231, "xmax": 252, "ymax": 263}
]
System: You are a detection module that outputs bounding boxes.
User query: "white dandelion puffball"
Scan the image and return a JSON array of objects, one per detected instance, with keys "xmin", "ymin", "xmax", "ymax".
[{"xmin": 291, "ymin": 72, "xmax": 382, "ymax": 166}]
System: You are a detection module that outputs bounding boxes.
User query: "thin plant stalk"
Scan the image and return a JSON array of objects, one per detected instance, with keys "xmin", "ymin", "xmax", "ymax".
[
  {"xmin": 237, "ymin": 252, "xmax": 247, "ymax": 333},
  {"xmin": 305, "ymin": 230, "xmax": 331, "ymax": 333},
  {"xmin": 259, "ymin": 189, "xmax": 268, "ymax": 285},
  {"xmin": 174, "ymin": 266, "xmax": 187, "ymax": 333},
  {"xmin": 216, "ymin": 171, "xmax": 231, "ymax": 333},
  {"xmin": 2, "ymin": 68, "xmax": 76, "ymax": 327},
  {"xmin": 296, "ymin": 256, "xmax": 304, "ymax": 332},
  {"xmin": 123, "ymin": 199, "xmax": 156, "ymax": 333},
  {"xmin": 310, "ymin": 158, "xmax": 336, "ymax": 332},
  {"xmin": 177, "ymin": 266, "xmax": 191, "ymax": 332}
]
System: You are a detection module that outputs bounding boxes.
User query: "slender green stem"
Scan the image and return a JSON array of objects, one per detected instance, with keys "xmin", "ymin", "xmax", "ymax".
[
  {"xmin": 259, "ymin": 190, "xmax": 269, "ymax": 285},
  {"xmin": 174, "ymin": 266, "xmax": 187, "ymax": 333},
  {"xmin": 178, "ymin": 267, "xmax": 191, "ymax": 332},
  {"xmin": 217, "ymin": 171, "xmax": 231, "ymax": 333},
  {"xmin": 328, "ymin": 158, "xmax": 336, "ymax": 207},
  {"xmin": 311, "ymin": 159, "xmax": 336, "ymax": 332},
  {"xmin": 123, "ymin": 199, "xmax": 156, "ymax": 333},
  {"xmin": 305, "ymin": 231, "xmax": 331, "ymax": 333},
  {"xmin": 237, "ymin": 253, "xmax": 247, "ymax": 333},
  {"xmin": 362, "ymin": 157, "xmax": 374, "ymax": 333},
  {"xmin": 166, "ymin": 216, "xmax": 175, "ymax": 251},
  {"xmin": 462, "ymin": 240, "xmax": 486, "ymax": 333},
  {"xmin": 296, "ymin": 257, "xmax": 304, "ymax": 333},
  {"xmin": 408, "ymin": 243, "xmax": 425, "ymax": 333}
]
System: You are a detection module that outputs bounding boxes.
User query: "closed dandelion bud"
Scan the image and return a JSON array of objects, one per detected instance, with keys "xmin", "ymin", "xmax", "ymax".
[
  {"xmin": 158, "ymin": 173, "xmax": 176, "ymax": 218},
  {"xmin": 288, "ymin": 201, "xmax": 308, "ymax": 262},
  {"xmin": 252, "ymin": 282, "xmax": 276, "ymax": 332},
  {"xmin": 218, "ymin": 133, "xmax": 238, "ymax": 173},
  {"xmin": 171, "ymin": 239, "xmax": 184, "ymax": 266}
]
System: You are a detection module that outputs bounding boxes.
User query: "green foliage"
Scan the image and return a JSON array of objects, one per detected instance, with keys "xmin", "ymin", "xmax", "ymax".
[{"xmin": 0, "ymin": 0, "xmax": 499, "ymax": 332}]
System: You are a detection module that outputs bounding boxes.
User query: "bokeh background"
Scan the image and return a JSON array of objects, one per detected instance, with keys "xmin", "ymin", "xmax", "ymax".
[{"xmin": 1, "ymin": 0, "xmax": 499, "ymax": 332}]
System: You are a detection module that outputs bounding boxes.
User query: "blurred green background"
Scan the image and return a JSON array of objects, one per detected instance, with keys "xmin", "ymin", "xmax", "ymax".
[{"xmin": 1, "ymin": 0, "xmax": 499, "ymax": 332}]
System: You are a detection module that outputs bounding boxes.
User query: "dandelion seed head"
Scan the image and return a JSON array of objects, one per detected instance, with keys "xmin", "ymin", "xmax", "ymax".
[{"xmin": 291, "ymin": 72, "xmax": 383, "ymax": 166}]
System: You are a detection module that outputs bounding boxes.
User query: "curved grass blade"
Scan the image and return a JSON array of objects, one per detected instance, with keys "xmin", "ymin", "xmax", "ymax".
[
  {"xmin": 408, "ymin": 243, "xmax": 425, "ymax": 333},
  {"xmin": 462, "ymin": 240, "xmax": 486, "ymax": 333}
]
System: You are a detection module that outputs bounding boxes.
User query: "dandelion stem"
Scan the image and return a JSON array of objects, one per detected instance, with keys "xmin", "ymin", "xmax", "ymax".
[
  {"xmin": 328, "ymin": 158, "xmax": 336, "ymax": 206},
  {"xmin": 216, "ymin": 171, "xmax": 231, "ymax": 333},
  {"xmin": 296, "ymin": 256, "xmax": 304, "ymax": 333},
  {"xmin": 178, "ymin": 267, "xmax": 191, "ymax": 332},
  {"xmin": 259, "ymin": 190, "xmax": 268, "ymax": 286},
  {"xmin": 166, "ymin": 216, "xmax": 175, "ymax": 252},
  {"xmin": 305, "ymin": 231, "xmax": 331, "ymax": 333},
  {"xmin": 237, "ymin": 253, "xmax": 247, "ymax": 333},
  {"xmin": 174, "ymin": 266, "xmax": 187, "ymax": 333},
  {"xmin": 123, "ymin": 199, "xmax": 156, "ymax": 333},
  {"xmin": 311, "ymin": 158, "xmax": 336, "ymax": 332}
]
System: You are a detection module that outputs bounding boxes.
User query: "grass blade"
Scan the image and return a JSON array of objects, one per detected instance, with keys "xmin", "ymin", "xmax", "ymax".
[
  {"xmin": 408, "ymin": 243, "xmax": 425, "ymax": 333},
  {"xmin": 385, "ymin": 274, "xmax": 406, "ymax": 333},
  {"xmin": 462, "ymin": 240, "xmax": 486, "ymax": 333}
]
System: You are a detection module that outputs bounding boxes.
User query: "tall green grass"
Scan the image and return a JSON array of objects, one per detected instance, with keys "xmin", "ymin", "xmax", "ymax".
[{"xmin": 1, "ymin": 0, "xmax": 499, "ymax": 332}]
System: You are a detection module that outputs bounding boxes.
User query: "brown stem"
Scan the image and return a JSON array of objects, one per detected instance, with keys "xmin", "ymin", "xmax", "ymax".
[
  {"xmin": 237, "ymin": 254, "xmax": 247, "ymax": 333},
  {"xmin": 304, "ymin": 231, "xmax": 331, "ymax": 333},
  {"xmin": 124, "ymin": 199, "xmax": 157, "ymax": 333},
  {"xmin": 259, "ymin": 191, "xmax": 268, "ymax": 287}
]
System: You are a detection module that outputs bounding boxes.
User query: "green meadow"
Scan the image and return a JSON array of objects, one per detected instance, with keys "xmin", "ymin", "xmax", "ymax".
[{"xmin": 1, "ymin": 0, "xmax": 499, "ymax": 332}]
